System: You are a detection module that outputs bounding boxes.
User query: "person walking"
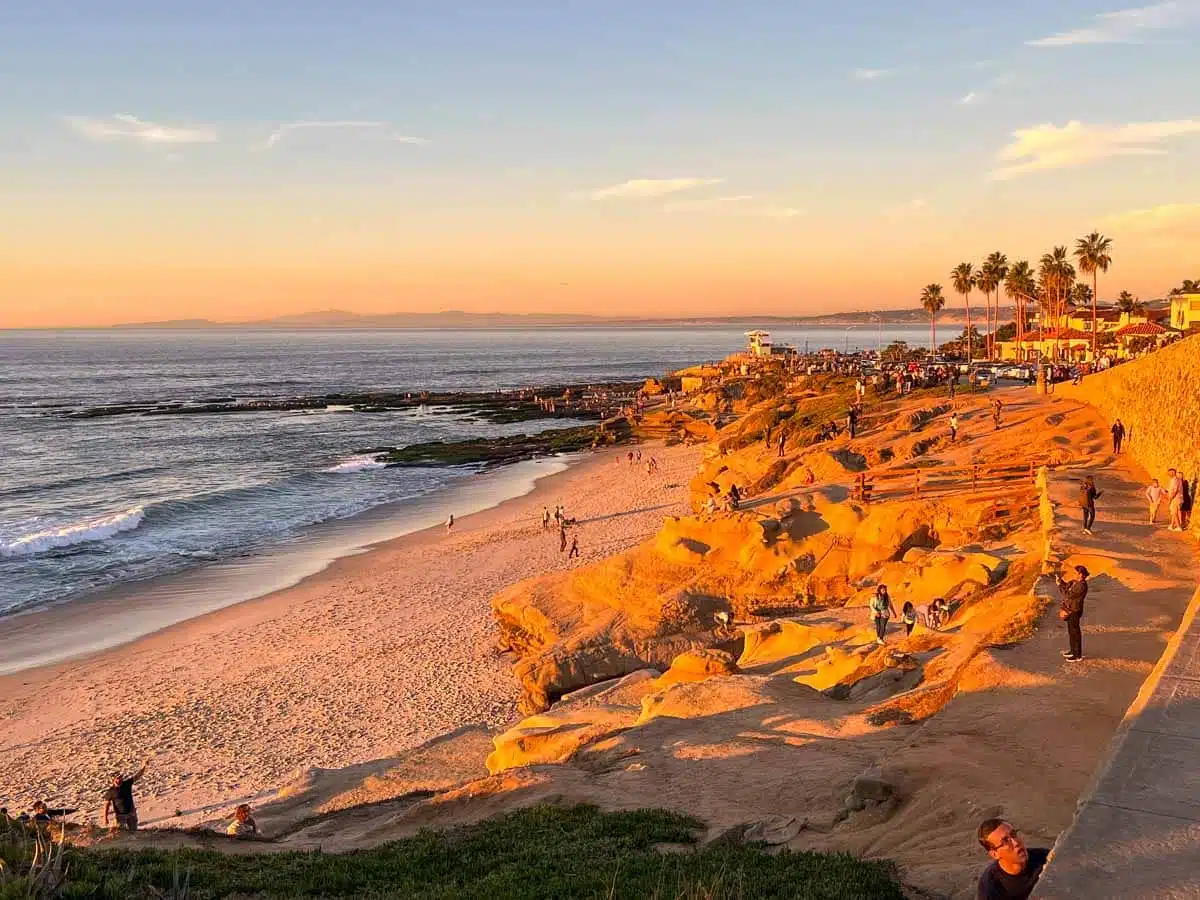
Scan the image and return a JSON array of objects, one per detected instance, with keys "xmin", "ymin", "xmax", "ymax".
[
  {"xmin": 568, "ymin": 536, "xmax": 580, "ymax": 559},
  {"xmin": 559, "ymin": 522, "xmax": 568, "ymax": 552},
  {"xmin": 869, "ymin": 585, "xmax": 897, "ymax": 646},
  {"xmin": 949, "ymin": 412, "xmax": 959, "ymax": 443},
  {"xmin": 777, "ymin": 433, "xmax": 786, "ymax": 458},
  {"xmin": 1167, "ymin": 468, "xmax": 1185, "ymax": 531},
  {"xmin": 992, "ymin": 399, "xmax": 1003, "ymax": 431},
  {"xmin": 1146, "ymin": 479, "xmax": 1165, "ymax": 525},
  {"xmin": 445, "ymin": 513, "xmax": 455, "ymax": 533},
  {"xmin": 1111, "ymin": 419, "xmax": 1126, "ymax": 455},
  {"xmin": 542, "ymin": 507, "xmax": 551, "ymax": 530},
  {"xmin": 1056, "ymin": 565, "xmax": 1089, "ymax": 662},
  {"xmin": 103, "ymin": 760, "xmax": 149, "ymax": 831},
  {"xmin": 1079, "ymin": 475, "xmax": 1102, "ymax": 535},
  {"xmin": 901, "ymin": 602, "xmax": 917, "ymax": 636}
]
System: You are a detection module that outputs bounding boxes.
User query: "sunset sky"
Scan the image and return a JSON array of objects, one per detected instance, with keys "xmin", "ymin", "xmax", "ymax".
[{"xmin": 2, "ymin": 1, "xmax": 1199, "ymax": 327}]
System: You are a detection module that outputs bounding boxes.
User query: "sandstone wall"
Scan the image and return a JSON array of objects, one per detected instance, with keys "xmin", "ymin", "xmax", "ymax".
[{"xmin": 1061, "ymin": 334, "xmax": 1200, "ymax": 533}]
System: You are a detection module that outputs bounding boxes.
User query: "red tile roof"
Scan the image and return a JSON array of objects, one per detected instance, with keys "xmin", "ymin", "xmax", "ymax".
[{"xmin": 1114, "ymin": 322, "xmax": 1171, "ymax": 337}]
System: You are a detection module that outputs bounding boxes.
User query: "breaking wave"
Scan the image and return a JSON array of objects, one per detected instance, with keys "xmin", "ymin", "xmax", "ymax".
[{"xmin": 1, "ymin": 507, "xmax": 146, "ymax": 558}]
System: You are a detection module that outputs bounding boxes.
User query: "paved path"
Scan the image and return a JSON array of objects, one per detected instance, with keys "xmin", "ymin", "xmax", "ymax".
[{"xmin": 1037, "ymin": 459, "xmax": 1200, "ymax": 899}]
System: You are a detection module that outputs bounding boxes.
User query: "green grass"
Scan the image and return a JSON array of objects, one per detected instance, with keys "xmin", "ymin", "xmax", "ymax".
[{"xmin": 3, "ymin": 806, "xmax": 904, "ymax": 899}]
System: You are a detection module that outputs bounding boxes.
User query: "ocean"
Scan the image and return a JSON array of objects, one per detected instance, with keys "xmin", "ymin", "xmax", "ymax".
[{"xmin": 0, "ymin": 326, "xmax": 925, "ymax": 625}]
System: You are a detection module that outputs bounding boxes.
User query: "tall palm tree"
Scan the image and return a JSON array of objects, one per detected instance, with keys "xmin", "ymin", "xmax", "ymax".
[
  {"xmin": 979, "ymin": 252, "xmax": 1009, "ymax": 359},
  {"xmin": 1004, "ymin": 260, "xmax": 1036, "ymax": 353},
  {"xmin": 976, "ymin": 263, "xmax": 997, "ymax": 359},
  {"xmin": 1039, "ymin": 247, "xmax": 1075, "ymax": 360},
  {"xmin": 920, "ymin": 283, "xmax": 946, "ymax": 354},
  {"xmin": 1074, "ymin": 232, "xmax": 1113, "ymax": 357},
  {"xmin": 950, "ymin": 262, "xmax": 977, "ymax": 362}
]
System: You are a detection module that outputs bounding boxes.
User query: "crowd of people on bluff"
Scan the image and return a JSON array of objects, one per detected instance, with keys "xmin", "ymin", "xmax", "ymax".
[{"xmin": 2, "ymin": 760, "xmax": 258, "ymax": 840}]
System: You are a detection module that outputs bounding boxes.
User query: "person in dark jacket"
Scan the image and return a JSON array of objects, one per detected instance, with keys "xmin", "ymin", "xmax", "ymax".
[
  {"xmin": 1111, "ymin": 419, "xmax": 1126, "ymax": 454},
  {"xmin": 976, "ymin": 818, "xmax": 1049, "ymax": 900},
  {"xmin": 1079, "ymin": 475, "xmax": 1102, "ymax": 535},
  {"xmin": 1056, "ymin": 565, "xmax": 1089, "ymax": 661}
]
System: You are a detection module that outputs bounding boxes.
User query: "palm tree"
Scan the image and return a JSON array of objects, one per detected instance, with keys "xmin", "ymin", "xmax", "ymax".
[
  {"xmin": 950, "ymin": 262, "xmax": 977, "ymax": 362},
  {"xmin": 1117, "ymin": 290, "xmax": 1136, "ymax": 314},
  {"xmin": 1004, "ymin": 260, "xmax": 1036, "ymax": 353},
  {"xmin": 1075, "ymin": 232, "xmax": 1113, "ymax": 356},
  {"xmin": 920, "ymin": 283, "xmax": 946, "ymax": 353},
  {"xmin": 976, "ymin": 264, "xmax": 996, "ymax": 359},
  {"xmin": 1169, "ymin": 279, "xmax": 1198, "ymax": 295},
  {"xmin": 1039, "ymin": 247, "xmax": 1075, "ymax": 360},
  {"xmin": 979, "ymin": 252, "xmax": 1009, "ymax": 359},
  {"xmin": 1071, "ymin": 282, "xmax": 1093, "ymax": 308}
]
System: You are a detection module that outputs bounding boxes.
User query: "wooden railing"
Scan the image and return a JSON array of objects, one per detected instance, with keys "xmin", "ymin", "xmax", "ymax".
[{"xmin": 853, "ymin": 459, "xmax": 1047, "ymax": 503}]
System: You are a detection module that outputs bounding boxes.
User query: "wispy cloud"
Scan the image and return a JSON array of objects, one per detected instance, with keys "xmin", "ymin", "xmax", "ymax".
[
  {"xmin": 64, "ymin": 114, "xmax": 217, "ymax": 145},
  {"xmin": 1103, "ymin": 202, "xmax": 1200, "ymax": 239},
  {"xmin": 262, "ymin": 120, "xmax": 427, "ymax": 149},
  {"xmin": 1027, "ymin": 1, "xmax": 1199, "ymax": 47},
  {"xmin": 852, "ymin": 67, "xmax": 896, "ymax": 81},
  {"xmin": 958, "ymin": 92, "xmax": 981, "ymax": 106},
  {"xmin": 991, "ymin": 119, "xmax": 1200, "ymax": 179},
  {"xmin": 584, "ymin": 178, "xmax": 724, "ymax": 201}
]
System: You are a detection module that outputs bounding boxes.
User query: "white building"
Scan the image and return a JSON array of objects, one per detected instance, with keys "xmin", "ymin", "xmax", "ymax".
[{"xmin": 745, "ymin": 330, "xmax": 773, "ymax": 357}]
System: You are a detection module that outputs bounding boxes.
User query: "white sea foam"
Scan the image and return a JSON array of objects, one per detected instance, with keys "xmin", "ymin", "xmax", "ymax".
[
  {"xmin": 0, "ymin": 506, "xmax": 146, "ymax": 558},
  {"xmin": 325, "ymin": 455, "xmax": 386, "ymax": 474}
]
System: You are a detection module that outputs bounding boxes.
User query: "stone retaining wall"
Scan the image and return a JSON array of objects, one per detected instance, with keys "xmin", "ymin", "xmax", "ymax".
[{"xmin": 1060, "ymin": 334, "xmax": 1200, "ymax": 533}]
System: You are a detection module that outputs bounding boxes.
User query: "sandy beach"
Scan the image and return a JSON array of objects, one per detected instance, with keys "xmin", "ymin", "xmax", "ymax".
[{"xmin": 0, "ymin": 442, "xmax": 700, "ymax": 822}]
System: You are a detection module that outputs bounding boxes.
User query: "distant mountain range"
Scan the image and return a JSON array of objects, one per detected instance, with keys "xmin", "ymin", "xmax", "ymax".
[{"xmin": 113, "ymin": 307, "xmax": 1016, "ymax": 329}]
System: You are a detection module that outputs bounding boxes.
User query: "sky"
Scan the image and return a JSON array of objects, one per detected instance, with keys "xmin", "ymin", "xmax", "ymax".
[{"xmin": 1, "ymin": 0, "xmax": 1199, "ymax": 327}]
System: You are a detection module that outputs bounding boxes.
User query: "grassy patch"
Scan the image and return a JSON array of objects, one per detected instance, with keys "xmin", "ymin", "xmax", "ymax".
[{"xmin": 4, "ymin": 806, "xmax": 904, "ymax": 899}]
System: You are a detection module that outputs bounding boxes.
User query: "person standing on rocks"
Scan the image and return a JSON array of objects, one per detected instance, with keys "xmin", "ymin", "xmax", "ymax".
[
  {"xmin": 976, "ymin": 818, "xmax": 1049, "ymax": 900},
  {"xmin": 1079, "ymin": 475, "xmax": 1102, "ymax": 535},
  {"xmin": 1056, "ymin": 565, "xmax": 1089, "ymax": 662},
  {"xmin": 869, "ymin": 585, "xmax": 897, "ymax": 646},
  {"xmin": 1111, "ymin": 418, "xmax": 1126, "ymax": 455}
]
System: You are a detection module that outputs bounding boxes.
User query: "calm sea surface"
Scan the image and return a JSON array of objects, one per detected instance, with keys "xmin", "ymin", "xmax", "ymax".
[{"xmin": 0, "ymin": 326, "xmax": 924, "ymax": 616}]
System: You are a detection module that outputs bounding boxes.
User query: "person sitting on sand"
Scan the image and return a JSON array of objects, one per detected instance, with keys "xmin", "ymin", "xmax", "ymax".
[
  {"xmin": 901, "ymin": 602, "xmax": 917, "ymax": 636},
  {"xmin": 31, "ymin": 800, "xmax": 77, "ymax": 824},
  {"xmin": 976, "ymin": 818, "xmax": 1049, "ymax": 900},
  {"xmin": 869, "ymin": 585, "xmax": 897, "ymax": 646},
  {"xmin": 104, "ymin": 759, "xmax": 148, "ymax": 831},
  {"xmin": 226, "ymin": 804, "xmax": 258, "ymax": 837}
]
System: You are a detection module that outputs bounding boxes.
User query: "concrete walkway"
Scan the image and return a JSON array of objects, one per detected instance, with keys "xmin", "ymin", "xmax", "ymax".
[{"xmin": 1037, "ymin": 460, "xmax": 1200, "ymax": 899}]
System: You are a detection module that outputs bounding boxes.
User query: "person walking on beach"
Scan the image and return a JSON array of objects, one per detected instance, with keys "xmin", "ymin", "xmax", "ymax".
[
  {"xmin": 445, "ymin": 513, "xmax": 455, "ymax": 533},
  {"xmin": 1167, "ymin": 468, "xmax": 1185, "ymax": 531},
  {"xmin": 542, "ymin": 508, "xmax": 551, "ymax": 530},
  {"xmin": 976, "ymin": 818, "xmax": 1049, "ymax": 900},
  {"xmin": 1111, "ymin": 419, "xmax": 1126, "ymax": 455},
  {"xmin": 559, "ymin": 523, "xmax": 568, "ymax": 553},
  {"xmin": 991, "ymin": 398, "xmax": 1003, "ymax": 431},
  {"xmin": 1146, "ymin": 478, "xmax": 1165, "ymax": 525},
  {"xmin": 103, "ymin": 760, "xmax": 148, "ymax": 831},
  {"xmin": 1079, "ymin": 475, "xmax": 1102, "ymax": 535},
  {"xmin": 869, "ymin": 585, "xmax": 897, "ymax": 646},
  {"xmin": 1056, "ymin": 565, "xmax": 1089, "ymax": 662},
  {"xmin": 568, "ymin": 536, "xmax": 579, "ymax": 559},
  {"xmin": 949, "ymin": 412, "xmax": 959, "ymax": 443}
]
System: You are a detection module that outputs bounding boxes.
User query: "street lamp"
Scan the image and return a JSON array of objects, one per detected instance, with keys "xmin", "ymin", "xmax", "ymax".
[
  {"xmin": 844, "ymin": 325, "xmax": 857, "ymax": 356},
  {"xmin": 867, "ymin": 313, "xmax": 883, "ymax": 356}
]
